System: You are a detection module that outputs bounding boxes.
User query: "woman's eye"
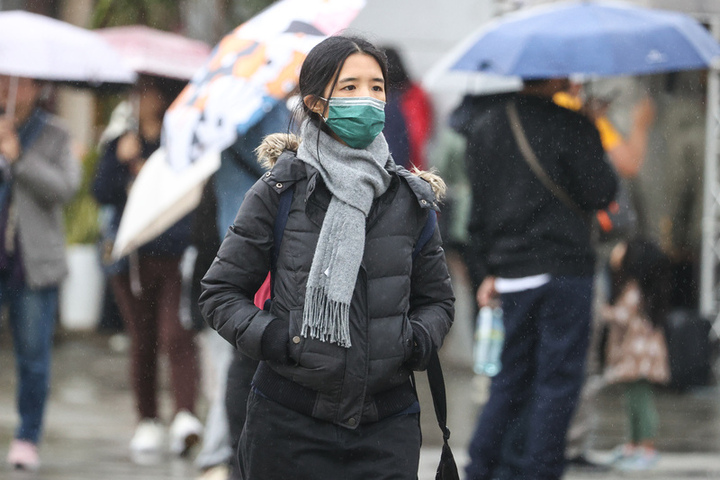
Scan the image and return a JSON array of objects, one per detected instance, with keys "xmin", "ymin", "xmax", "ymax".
[
  {"xmin": 341, "ymin": 85, "xmax": 356, "ymax": 91},
  {"xmin": 372, "ymin": 86, "xmax": 384, "ymax": 92}
]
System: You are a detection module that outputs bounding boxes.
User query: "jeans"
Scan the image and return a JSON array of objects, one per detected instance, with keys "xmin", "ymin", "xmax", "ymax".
[
  {"xmin": 465, "ymin": 276, "xmax": 593, "ymax": 480},
  {"xmin": 0, "ymin": 277, "xmax": 59, "ymax": 444}
]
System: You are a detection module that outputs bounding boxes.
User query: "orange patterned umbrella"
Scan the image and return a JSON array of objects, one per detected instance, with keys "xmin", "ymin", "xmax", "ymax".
[
  {"xmin": 113, "ymin": 0, "xmax": 365, "ymax": 258},
  {"xmin": 162, "ymin": 0, "xmax": 365, "ymax": 171}
]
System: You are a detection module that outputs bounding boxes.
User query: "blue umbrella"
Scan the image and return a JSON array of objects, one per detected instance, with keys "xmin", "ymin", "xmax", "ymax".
[{"xmin": 450, "ymin": 1, "xmax": 720, "ymax": 78}]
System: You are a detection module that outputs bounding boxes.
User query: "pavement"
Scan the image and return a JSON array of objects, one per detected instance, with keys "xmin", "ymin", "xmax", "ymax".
[{"xmin": 2, "ymin": 329, "xmax": 720, "ymax": 480}]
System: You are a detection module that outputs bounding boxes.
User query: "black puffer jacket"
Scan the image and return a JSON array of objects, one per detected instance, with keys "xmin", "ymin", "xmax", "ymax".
[{"xmin": 200, "ymin": 134, "xmax": 454, "ymax": 429}]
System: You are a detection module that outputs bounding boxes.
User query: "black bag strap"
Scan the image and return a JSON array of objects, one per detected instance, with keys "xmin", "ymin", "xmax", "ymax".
[
  {"xmin": 506, "ymin": 100, "xmax": 586, "ymax": 219},
  {"xmin": 427, "ymin": 349, "xmax": 460, "ymax": 480},
  {"xmin": 412, "ymin": 209, "xmax": 459, "ymax": 480}
]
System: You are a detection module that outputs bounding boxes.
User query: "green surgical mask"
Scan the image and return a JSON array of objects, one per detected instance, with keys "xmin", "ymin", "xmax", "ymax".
[{"xmin": 321, "ymin": 96, "xmax": 386, "ymax": 149}]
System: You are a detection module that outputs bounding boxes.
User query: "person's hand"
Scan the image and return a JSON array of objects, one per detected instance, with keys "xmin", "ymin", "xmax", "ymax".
[
  {"xmin": 260, "ymin": 318, "xmax": 290, "ymax": 364},
  {"xmin": 631, "ymin": 97, "xmax": 656, "ymax": 131},
  {"xmin": 0, "ymin": 117, "xmax": 21, "ymax": 163},
  {"xmin": 476, "ymin": 276, "xmax": 498, "ymax": 308},
  {"xmin": 581, "ymin": 97, "xmax": 610, "ymax": 122},
  {"xmin": 116, "ymin": 132, "xmax": 141, "ymax": 163}
]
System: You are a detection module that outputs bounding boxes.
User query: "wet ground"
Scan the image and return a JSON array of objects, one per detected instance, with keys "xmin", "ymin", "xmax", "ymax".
[{"xmin": 3, "ymin": 328, "xmax": 720, "ymax": 480}]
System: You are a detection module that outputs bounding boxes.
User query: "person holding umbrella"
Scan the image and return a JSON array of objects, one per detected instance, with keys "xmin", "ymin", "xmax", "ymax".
[
  {"xmin": 0, "ymin": 75, "xmax": 80, "ymax": 470},
  {"xmin": 92, "ymin": 75, "xmax": 202, "ymax": 458},
  {"xmin": 456, "ymin": 76, "xmax": 618, "ymax": 480},
  {"xmin": 200, "ymin": 35, "xmax": 454, "ymax": 479}
]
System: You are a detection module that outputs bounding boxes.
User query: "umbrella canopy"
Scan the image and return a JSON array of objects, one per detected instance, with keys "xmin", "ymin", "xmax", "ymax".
[
  {"xmin": 96, "ymin": 25, "xmax": 212, "ymax": 81},
  {"xmin": 112, "ymin": 0, "xmax": 365, "ymax": 259},
  {"xmin": 112, "ymin": 147, "xmax": 221, "ymax": 257},
  {"xmin": 0, "ymin": 10, "xmax": 136, "ymax": 85},
  {"xmin": 449, "ymin": 0, "xmax": 720, "ymax": 79},
  {"xmin": 162, "ymin": 0, "xmax": 366, "ymax": 172}
]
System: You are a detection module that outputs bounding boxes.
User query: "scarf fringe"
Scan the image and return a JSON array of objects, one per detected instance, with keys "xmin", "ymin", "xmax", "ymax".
[{"xmin": 302, "ymin": 286, "xmax": 352, "ymax": 348}]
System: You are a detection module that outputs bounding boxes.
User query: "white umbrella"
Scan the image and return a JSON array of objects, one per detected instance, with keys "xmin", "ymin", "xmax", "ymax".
[
  {"xmin": 112, "ymin": 147, "xmax": 221, "ymax": 257},
  {"xmin": 0, "ymin": 10, "xmax": 136, "ymax": 85}
]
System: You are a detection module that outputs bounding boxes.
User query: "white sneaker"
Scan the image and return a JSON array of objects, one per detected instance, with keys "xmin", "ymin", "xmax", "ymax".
[
  {"xmin": 169, "ymin": 410, "xmax": 203, "ymax": 456},
  {"xmin": 197, "ymin": 464, "xmax": 229, "ymax": 480},
  {"xmin": 130, "ymin": 419, "xmax": 165, "ymax": 453}
]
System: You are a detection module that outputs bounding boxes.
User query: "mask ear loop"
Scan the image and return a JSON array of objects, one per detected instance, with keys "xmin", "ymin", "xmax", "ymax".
[{"xmin": 317, "ymin": 96, "xmax": 330, "ymax": 122}]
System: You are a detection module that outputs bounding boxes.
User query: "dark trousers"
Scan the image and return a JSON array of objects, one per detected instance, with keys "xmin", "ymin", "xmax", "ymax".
[
  {"xmin": 239, "ymin": 389, "xmax": 421, "ymax": 480},
  {"xmin": 111, "ymin": 256, "xmax": 199, "ymax": 419},
  {"xmin": 465, "ymin": 276, "xmax": 593, "ymax": 480},
  {"xmin": 225, "ymin": 350, "xmax": 258, "ymax": 480}
]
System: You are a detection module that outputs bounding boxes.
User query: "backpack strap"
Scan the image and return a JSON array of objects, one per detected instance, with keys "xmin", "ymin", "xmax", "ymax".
[
  {"xmin": 412, "ymin": 209, "xmax": 437, "ymax": 261},
  {"xmin": 263, "ymin": 185, "xmax": 294, "ymax": 310},
  {"xmin": 412, "ymin": 209, "xmax": 459, "ymax": 480}
]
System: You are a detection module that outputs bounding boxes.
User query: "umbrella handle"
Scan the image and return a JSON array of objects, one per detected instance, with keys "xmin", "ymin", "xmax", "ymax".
[{"xmin": 5, "ymin": 76, "xmax": 18, "ymax": 121}]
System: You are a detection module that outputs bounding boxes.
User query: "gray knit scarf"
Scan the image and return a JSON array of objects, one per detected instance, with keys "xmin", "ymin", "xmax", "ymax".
[{"xmin": 296, "ymin": 120, "xmax": 392, "ymax": 348}]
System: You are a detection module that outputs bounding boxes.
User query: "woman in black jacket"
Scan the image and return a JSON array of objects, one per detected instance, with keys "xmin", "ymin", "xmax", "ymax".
[{"xmin": 199, "ymin": 35, "xmax": 454, "ymax": 480}]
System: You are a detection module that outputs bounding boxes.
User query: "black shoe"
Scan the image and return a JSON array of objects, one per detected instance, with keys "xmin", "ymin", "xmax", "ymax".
[{"xmin": 566, "ymin": 454, "xmax": 611, "ymax": 472}]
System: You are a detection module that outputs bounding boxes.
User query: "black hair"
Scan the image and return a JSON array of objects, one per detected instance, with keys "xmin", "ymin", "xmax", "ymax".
[
  {"xmin": 611, "ymin": 237, "xmax": 671, "ymax": 328},
  {"xmin": 295, "ymin": 35, "xmax": 388, "ymax": 130},
  {"xmin": 137, "ymin": 74, "xmax": 187, "ymax": 112},
  {"xmin": 382, "ymin": 46, "xmax": 410, "ymax": 93}
]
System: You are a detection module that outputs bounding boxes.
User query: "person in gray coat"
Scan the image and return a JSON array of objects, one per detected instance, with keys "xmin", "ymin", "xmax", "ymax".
[
  {"xmin": 0, "ymin": 75, "xmax": 80, "ymax": 470},
  {"xmin": 199, "ymin": 35, "xmax": 454, "ymax": 480}
]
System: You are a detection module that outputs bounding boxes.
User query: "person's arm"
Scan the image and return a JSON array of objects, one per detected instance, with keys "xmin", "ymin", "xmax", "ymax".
[
  {"xmin": 463, "ymin": 129, "xmax": 491, "ymax": 290},
  {"xmin": 406, "ymin": 213, "xmax": 455, "ymax": 371},
  {"xmin": 199, "ymin": 179, "xmax": 284, "ymax": 360},
  {"xmin": 560, "ymin": 114, "xmax": 618, "ymax": 211},
  {"xmin": 92, "ymin": 138, "xmax": 125, "ymax": 205},
  {"xmin": 601, "ymin": 284, "xmax": 640, "ymax": 327},
  {"xmin": 12, "ymin": 123, "xmax": 80, "ymax": 207},
  {"xmin": 604, "ymin": 97, "xmax": 656, "ymax": 179}
]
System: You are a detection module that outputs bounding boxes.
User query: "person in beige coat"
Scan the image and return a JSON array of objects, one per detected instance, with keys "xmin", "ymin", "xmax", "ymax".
[{"xmin": 602, "ymin": 238, "xmax": 670, "ymax": 471}]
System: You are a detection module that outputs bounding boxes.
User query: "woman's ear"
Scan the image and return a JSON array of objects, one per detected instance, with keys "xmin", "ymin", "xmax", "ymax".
[{"xmin": 303, "ymin": 94, "xmax": 326, "ymax": 117}]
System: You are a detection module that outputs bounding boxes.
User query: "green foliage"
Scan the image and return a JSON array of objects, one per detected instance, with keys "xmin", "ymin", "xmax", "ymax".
[
  {"xmin": 64, "ymin": 149, "xmax": 101, "ymax": 245},
  {"xmin": 91, "ymin": 0, "xmax": 181, "ymax": 29}
]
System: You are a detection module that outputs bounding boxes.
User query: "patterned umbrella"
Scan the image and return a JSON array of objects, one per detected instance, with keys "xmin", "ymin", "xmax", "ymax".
[
  {"xmin": 112, "ymin": 0, "xmax": 365, "ymax": 258},
  {"xmin": 163, "ymin": 0, "xmax": 366, "ymax": 171}
]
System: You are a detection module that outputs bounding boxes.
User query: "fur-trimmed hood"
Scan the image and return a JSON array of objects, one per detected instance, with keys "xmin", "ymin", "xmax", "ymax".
[{"xmin": 255, "ymin": 133, "xmax": 446, "ymax": 201}]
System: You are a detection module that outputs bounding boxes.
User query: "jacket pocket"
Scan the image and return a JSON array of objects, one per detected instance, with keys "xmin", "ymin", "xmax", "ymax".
[
  {"xmin": 288, "ymin": 308, "xmax": 305, "ymax": 364},
  {"xmin": 401, "ymin": 314, "xmax": 414, "ymax": 363}
]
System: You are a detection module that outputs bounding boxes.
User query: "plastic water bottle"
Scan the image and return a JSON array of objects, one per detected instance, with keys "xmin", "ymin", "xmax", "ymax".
[{"xmin": 473, "ymin": 306, "xmax": 504, "ymax": 376}]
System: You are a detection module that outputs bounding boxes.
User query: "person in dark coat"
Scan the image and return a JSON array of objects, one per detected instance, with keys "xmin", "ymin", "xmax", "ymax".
[
  {"xmin": 92, "ymin": 75, "xmax": 202, "ymax": 457},
  {"xmin": 458, "ymin": 79, "xmax": 618, "ymax": 480},
  {"xmin": 199, "ymin": 35, "xmax": 454, "ymax": 480}
]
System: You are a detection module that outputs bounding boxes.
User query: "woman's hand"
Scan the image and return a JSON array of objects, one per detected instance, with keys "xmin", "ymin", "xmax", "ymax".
[
  {"xmin": 116, "ymin": 132, "xmax": 141, "ymax": 163},
  {"xmin": 476, "ymin": 276, "xmax": 498, "ymax": 308},
  {"xmin": 0, "ymin": 118, "xmax": 21, "ymax": 163}
]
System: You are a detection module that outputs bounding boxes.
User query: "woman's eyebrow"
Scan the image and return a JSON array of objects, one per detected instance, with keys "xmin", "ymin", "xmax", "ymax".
[{"xmin": 337, "ymin": 76, "xmax": 384, "ymax": 83}]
